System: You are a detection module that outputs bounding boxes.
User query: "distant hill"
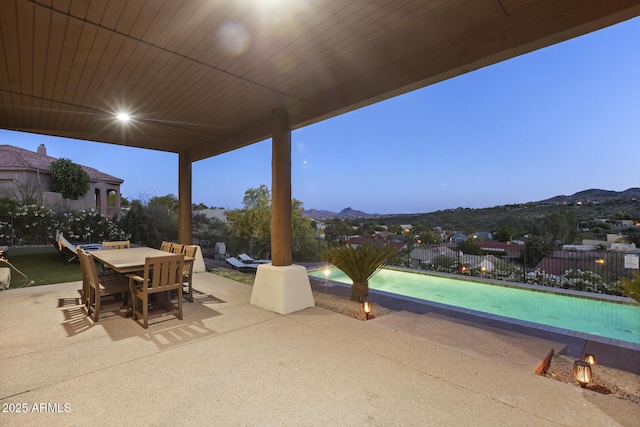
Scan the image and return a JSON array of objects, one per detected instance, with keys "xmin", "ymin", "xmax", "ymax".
[
  {"xmin": 540, "ymin": 188, "xmax": 640, "ymax": 204},
  {"xmin": 304, "ymin": 206, "xmax": 373, "ymax": 219},
  {"xmin": 303, "ymin": 189, "xmax": 640, "ymax": 229}
]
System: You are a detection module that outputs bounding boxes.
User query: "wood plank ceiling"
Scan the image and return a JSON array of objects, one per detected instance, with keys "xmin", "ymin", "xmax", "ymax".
[{"xmin": 1, "ymin": 0, "xmax": 639, "ymax": 162}]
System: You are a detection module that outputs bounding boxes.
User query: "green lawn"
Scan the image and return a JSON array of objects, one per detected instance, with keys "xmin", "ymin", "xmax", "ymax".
[
  {"xmin": 208, "ymin": 268, "xmax": 255, "ymax": 286},
  {"xmin": 2, "ymin": 247, "xmax": 256, "ymax": 289},
  {"xmin": 3, "ymin": 246, "xmax": 83, "ymax": 288}
]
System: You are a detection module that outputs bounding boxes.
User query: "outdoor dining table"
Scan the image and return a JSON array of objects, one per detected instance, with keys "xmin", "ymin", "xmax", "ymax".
[
  {"xmin": 90, "ymin": 247, "xmax": 194, "ymax": 315},
  {"xmin": 90, "ymin": 247, "xmax": 194, "ymax": 274}
]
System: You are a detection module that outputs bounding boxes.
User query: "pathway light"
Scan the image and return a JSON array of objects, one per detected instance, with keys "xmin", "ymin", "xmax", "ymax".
[
  {"xmin": 584, "ymin": 354, "xmax": 597, "ymax": 366},
  {"xmin": 573, "ymin": 360, "xmax": 592, "ymax": 388},
  {"xmin": 363, "ymin": 301, "xmax": 371, "ymax": 320}
]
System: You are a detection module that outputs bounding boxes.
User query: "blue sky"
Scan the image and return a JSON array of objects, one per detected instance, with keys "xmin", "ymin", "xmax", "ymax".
[{"xmin": 2, "ymin": 17, "xmax": 639, "ymax": 215}]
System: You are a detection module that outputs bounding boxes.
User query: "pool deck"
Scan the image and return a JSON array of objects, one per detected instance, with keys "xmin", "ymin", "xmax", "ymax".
[
  {"xmin": 1, "ymin": 272, "xmax": 639, "ymax": 426},
  {"xmin": 309, "ymin": 275, "xmax": 640, "ymax": 375}
]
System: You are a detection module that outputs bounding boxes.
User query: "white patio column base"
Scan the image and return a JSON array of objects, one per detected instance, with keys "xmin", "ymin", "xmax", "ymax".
[
  {"xmin": 250, "ymin": 264, "xmax": 315, "ymax": 315},
  {"xmin": 191, "ymin": 245, "xmax": 207, "ymax": 273}
]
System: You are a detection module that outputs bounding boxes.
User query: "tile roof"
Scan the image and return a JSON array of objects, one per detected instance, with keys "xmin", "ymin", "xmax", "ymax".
[{"xmin": 0, "ymin": 144, "xmax": 123, "ymax": 183}]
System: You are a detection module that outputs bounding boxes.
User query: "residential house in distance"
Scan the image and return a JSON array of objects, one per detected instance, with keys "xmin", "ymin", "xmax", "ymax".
[
  {"xmin": 346, "ymin": 236, "xmax": 406, "ymax": 251},
  {"xmin": 472, "ymin": 231, "xmax": 493, "ymax": 241},
  {"xmin": 534, "ymin": 250, "xmax": 602, "ymax": 277},
  {"xmin": 410, "ymin": 245, "xmax": 458, "ymax": 265},
  {"xmin": 400, "ymin": 224, "xmax": 413, "ymax": 233},
  {"xmin": 0, "ymin": 144, "xmax": 123, "ymax": 217},
  {"xmin": 449, "ymin": 231, "xmax": 467, "ymax": 243},
  {"xmin": 475, "ymin": 241, "xmax": 524, "ymax": 260}
]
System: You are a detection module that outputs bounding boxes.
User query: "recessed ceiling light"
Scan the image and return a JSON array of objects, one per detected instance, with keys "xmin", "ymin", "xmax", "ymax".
[{"xmin": 116, "ymin": 112, "xmax": 131, "ymax": 122}]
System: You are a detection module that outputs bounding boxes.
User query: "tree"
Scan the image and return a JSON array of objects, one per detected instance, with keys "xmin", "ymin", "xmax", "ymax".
[
  {"xmin": 120, "ymin": 200, "xmax": 156, "ymax": 245},
  {"xmin": 542, "ymin": 210, "xmax": 576, "ymax": 244},
  {"xmin": 226, "ymin": 185, "xmax": 271, "ymax": 238},
  {"xmin": 459, "ymin": 238, "xmax": 483, "ymax": 255},
  {"xmin": 149, "ymin": 194, "xmax": 179, "ymax": 213},
  {"xmin": 323, "ymin": 218, "xmax": 353, "ymax": 243},
  {"xmin": 524, "ymin": 235, "xmax": 556, "ymax": 267},
  {"xmin": 227, "ymin": 184, "xmax": 315, "ymax": 240},
  {"xmin": 623, "ymin": 228, "xmax": 640, "ymax": 246},
  {"xmin": 10, "ymin": 174, "xmax": 43, "ymax": 204},
  {"xmin": 321, "ymin": 242, "xmax": 398, "ymax": 302},
  {"xmin": 417, "ymin": 229, "xmax": 438, "ymax": 244},
  {"xmin": 356, "ymin": 222, "xmax": 375, "ymax": 237},
  {"xmin": 49, "ymin": 158, "xmax": 90, "ymax": 200},
  {"xmin": 493, "ymin": 225, "xmax": 517, "ymax": 242}
]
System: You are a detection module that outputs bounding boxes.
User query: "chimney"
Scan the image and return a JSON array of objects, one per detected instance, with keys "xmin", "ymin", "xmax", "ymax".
[{"xmin": 37, "ymin": 144, "xmax": 46, "ymax": 156}]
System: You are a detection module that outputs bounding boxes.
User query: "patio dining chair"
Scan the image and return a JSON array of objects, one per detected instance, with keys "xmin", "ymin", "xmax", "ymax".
[
  {"xmin": 101, "ymin": 240, "xmax": 131, "ymax": 250},
  {"xmin": 182, "ymin": 245, "xmax": 198, "ymax": 302},
  {"xmin": 99, "ymin": 240, "xmax": 131, "ymax": 273},
  {"xmin": 160, "ymin": 241, "xmax": 172, "ymax": 252},
  {"xmin": 128, "ymin": 254, "xmax": 184, "ymax": 329},
  {"xmin": 170, "ymin": 243, "xmax": 185, "ymax": 254},
  {"xmin": 78, "ymin": 249, "xmax": 129, "ymax": 322}
]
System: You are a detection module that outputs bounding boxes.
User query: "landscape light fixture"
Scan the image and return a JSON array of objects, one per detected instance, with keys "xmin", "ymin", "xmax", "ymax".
[
  {"xmin": 584, "ymin": 354, "xmax": 597, "ymax": 366},
  {"xmin": 363, "ymin": 301, "xmax": 371, "ymax": 320},
  {"xmin": 573, "ymin": 360, "xmax": 592, "ymax": 388}
]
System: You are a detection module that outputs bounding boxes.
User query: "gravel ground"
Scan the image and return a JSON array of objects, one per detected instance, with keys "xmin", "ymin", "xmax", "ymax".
[{"xmin": 543, "ymin": 354, "xmax": 640, "ymax": 404}]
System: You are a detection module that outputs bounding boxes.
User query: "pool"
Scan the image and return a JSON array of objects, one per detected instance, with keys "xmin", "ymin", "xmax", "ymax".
[{"xmin": 309, "ymin": 267, "xmax": 640, "ymax": 345}]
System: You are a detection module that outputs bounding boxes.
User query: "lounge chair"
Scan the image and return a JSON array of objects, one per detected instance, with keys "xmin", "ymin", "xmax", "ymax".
[
  {"xmin": 55, "ymin": 232, "xmax": 102, "ymax": 264},
  {"xmin": 226, "ymin": 257, "xmax": 260, "ymax": 271},
  {"xmin": 238, "ymin": 253, "xmax": 270, "ymax": 264}
]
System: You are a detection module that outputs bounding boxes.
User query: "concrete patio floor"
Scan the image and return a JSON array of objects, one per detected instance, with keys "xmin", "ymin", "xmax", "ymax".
[{"xmin": 1, "ymin": 272, "xmax": 638, "ymax": 426}]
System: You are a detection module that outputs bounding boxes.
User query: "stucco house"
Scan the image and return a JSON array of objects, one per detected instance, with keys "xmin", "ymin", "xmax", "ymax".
[
  {"xmin": 410, "ymin": 245, "xmax": 458, "ymax": 264},
  {"xmin": 0, "ymin": 144, "xmax": 123, "ymax": 217}
]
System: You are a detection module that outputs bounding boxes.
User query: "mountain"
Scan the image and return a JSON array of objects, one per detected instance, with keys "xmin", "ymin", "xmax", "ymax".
[
  {"xmin": 303, "ymin": 188, "xmax": 639, "ymax": 222},
  {"xmin": 303, "ymin": 209, "xmax": 337, "ymax": 219},
  {"xmin": 539, "ymin": 188, "xmax": 640, "ymax": 204},
  {"xmin": 304, "ymin": 207, "xmax": 373, "ymax": 219}
]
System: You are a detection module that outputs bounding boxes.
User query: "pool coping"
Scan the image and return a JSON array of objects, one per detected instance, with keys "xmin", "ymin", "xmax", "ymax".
[{"xmin": 307, "ymin": 267, "xmax": 640, "ymax": 374}]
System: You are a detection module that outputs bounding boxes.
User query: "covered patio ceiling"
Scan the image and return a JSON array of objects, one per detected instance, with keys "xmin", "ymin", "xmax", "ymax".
[{"xmin": 2, "ymin": 0, "xmax": 640, "ymax": 162}]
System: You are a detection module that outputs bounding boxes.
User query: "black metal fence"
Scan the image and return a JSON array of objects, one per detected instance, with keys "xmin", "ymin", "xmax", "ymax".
[
  {"xmin": 199, "ymin": 236, "xmax": 637, "ymax": 295},
  {"xmin": 195, "ymin": 235, "xmax": 329, "ymax": 263},
  {"xmin": 0, "ymin": 214, "xmax": 55, "ymax": 246},
  {"xmin": 5, "ymin": 216, "xmax": 637, "ymax": 296},
  {"xmin": 400, "ymin": 243, "xmax": 636, "ymax": 294}
]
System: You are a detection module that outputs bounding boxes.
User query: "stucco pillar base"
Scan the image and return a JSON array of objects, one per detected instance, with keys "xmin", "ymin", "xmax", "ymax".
[{"xmin": 250, "ymin": 264, "xmax": 315, "ymax": 314}]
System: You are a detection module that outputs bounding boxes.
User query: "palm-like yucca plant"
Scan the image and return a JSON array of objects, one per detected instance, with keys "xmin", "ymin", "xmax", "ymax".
[
  {"xmin": 321, "ymin": 242, "xmax": 398, "ymax": 302},
  {"xmin": 616, "ymin": 271, "xmax": 640, "ymax": 303}
]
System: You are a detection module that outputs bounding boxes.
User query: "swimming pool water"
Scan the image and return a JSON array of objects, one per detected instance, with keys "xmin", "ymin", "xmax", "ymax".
[{"xmin": 310, "ymin": 268, "xmax": 640, "ymax": 344}]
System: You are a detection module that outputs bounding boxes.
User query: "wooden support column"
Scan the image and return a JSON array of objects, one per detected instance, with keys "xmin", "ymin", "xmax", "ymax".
[
  {"xmin": 178, "ymin": 151, "xmax": 193, "ymax": 245},
  {"xmin": 271, "ymin": 109, "xmax": 292, "ymax": 266},
  {"xmin": 250, "ymin": 108, "xmax": 314, "ymax": 314}
]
